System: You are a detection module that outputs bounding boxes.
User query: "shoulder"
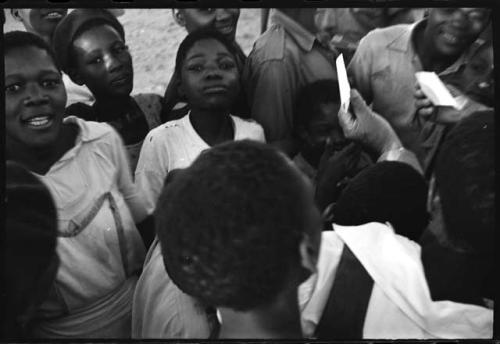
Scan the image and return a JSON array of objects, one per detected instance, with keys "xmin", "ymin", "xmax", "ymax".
[
  {"xmin": 232, "ymin": 116, "xmax": 266, "ymax": 141},
  {"xmin": 143, "ymin": 116, "xmax": 187, "ymax": 145},
  {"xmin": 249, "ymin": 25, "xmax": 287, "ymax": 63},
  {"xmin": 65, "ymin": 116, "xmax": 117, "ymax": 142},
  {"xmin": 65, "ymin": 102, "xmax": 96, "ymax": 121},
  {"xmin": 358, "ymin": 24, "xmax": 412, "ymax": 51}
]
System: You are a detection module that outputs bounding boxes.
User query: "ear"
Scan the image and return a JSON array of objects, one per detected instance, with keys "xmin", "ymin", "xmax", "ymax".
[
  {"xmin": 299, "ymin": 232, "xmax": 319, "ymax": 276},
  {"xmin": 172, "ymin": 9, "xmax": 186, "ymax": 27},
  {"xmin": 67, "ymin": 68, "xmax": 85, "ymax": 86}
]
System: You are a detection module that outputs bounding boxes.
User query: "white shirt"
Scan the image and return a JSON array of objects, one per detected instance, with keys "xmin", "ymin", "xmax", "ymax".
[
  {"xmin": 299, "ymin": 224, "xmax": 493, "ymax": 339},
  {"xmin": 62, "ymin": 73, "xmax": 95, "ymax": 107},
  {"xmin": 33, "ymin": 117, "xmax": 147, "ymax": 337},
  {"xmin": 135, "ymin": 113, "xmax": 266, "ymax": 215}
]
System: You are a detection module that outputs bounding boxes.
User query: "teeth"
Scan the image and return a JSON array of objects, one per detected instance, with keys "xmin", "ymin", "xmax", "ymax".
[
  {"xmin": 443, "ymin": 33, "xmax": 458, "ymax": 43},
  {"xmin": 27, "ymin": 116, "xmax": 50, "ymax": 127},
  {"xmin": 46, "ymin": 12, "xmax": 62, "ymax": 19}
]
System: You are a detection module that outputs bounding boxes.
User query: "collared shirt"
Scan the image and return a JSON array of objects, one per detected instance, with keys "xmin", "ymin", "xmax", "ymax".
[
  {"xmin": 33, "ymin": 117, "xmax": 146, "ymax": 337},
  {"xmin": 244, "ymin": 10, "xmax": 338, "ymax": 144},
  {"xmin": 299, "ymin": 225, "xmax": 493, "ymax": 339},
  {"xmin": 135, "ymin": 113, "xmax": 265, "ymax": 215},
  {"xmin": 348, "ymin": 20, "xmax": 477, "ymax": 175}
]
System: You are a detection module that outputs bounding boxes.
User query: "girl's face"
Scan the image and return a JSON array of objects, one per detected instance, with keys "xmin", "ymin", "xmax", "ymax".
[
  {"xmin": 176, "ymin": 9, "xmax": 240, "ymax": 41},
  {"xmin": 72, "ymin": 24, "xmax": 133, "ymax": 98},
  {"xmin": 5, "ymin": 46, "xmax": 67, "ymax": 150},
  {"xmin": 179, "ymin": 38, "xmax": 240, "ymax": 111},
  {"xmin": 12, "ymin": 9, "xmax": 68, "ymax": 39}
]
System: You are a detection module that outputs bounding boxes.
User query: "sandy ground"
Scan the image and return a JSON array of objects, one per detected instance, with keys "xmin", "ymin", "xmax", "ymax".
[{"xmin": 3, "ymin": 8, "xmax": 262, "ymax": 95}]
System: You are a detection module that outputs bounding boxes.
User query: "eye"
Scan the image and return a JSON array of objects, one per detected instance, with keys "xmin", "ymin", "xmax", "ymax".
[
  {"xmin": 41, "ymin": 78, "xmax": 61, "ymax": 88},
  {"xmin": 88, "ymin": 56, "xmax": 103, "ymax": 65},
  {"xmin": 200, "ymin": 8, "xmax": 215, "ymax": 13},
  {"xmin": 219, "ymin": 60, "xmax": 236, "ymax": 70},
  {"xmin": 5, "ymin": 83, "xmax": 22, "ymax": 94},
  {"xmin": 187, "ymin": 64, "xmax": 204, "ymax": 72},
  {"xmin": 114, "ymin": 44, "xmax": 129, "ymax": 54}
]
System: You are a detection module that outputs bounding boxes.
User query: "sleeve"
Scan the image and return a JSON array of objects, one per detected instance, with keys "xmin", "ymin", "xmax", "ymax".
[
  {"xmin": 109, "ymin": 128, "xmax": 150, "ymax": 223},
  {"xmin": 347, "ymin": 34, "xmax": 375, "ymax": 105},
  {"xmin": 134, "ymin": 129, "xmax": 170, "ymax": 216},
  {"xmin": 245, "ymin": 59, "xmax": 298, "ymax": 143},
  {"xmin": 377, "ymin": 147, "xmax": 424, "ymax": 175}
]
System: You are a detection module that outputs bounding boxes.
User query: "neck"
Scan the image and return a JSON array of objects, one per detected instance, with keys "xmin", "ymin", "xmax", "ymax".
[
  {"xmin": 414, "ymin": 23, "xmax": 460, "ymax": 73},
  {"xmin": 189, "ymin": 108, "xmax": 233, "ymax": 146},
  {"xmin": 421, "ymin": 232, "xmax": 491, "ymax": 305},
  {"xmin": 94, "ymin": 95, "xmax": 133, "ymax": 120},
  {"xmin": 218, "ymin": 288, "xmax": 303, "ymax": 339}
]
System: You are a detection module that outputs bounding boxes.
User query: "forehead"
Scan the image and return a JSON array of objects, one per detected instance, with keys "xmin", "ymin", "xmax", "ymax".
[
  {"xmin": 73, "ymin": 24, "xmax": 123, "ymax": 51},
  {"xmin": 5, "ymin": 46, "xmax": 58, "ymax": 74},
  {"xmin": 185, "ymin": 38, "xmax": 232, "ymax": 59}
]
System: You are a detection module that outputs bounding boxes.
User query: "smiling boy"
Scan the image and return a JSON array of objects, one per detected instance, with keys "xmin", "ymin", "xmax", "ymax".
[{"xmin": 348, "ymin": 8, "xmax": 491, "ymax": 176}]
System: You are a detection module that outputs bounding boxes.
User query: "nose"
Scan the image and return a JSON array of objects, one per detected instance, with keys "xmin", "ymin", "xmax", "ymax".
[
  {"xmin": 24, "ymin": 83, "xmax": 48, "ymax": 106},
  {"xmin": 204, "ymin": 64, "xmax": 223, "ymax": 80},
  {"xmin": 104, "ymin": 53, "xmax": 123, "ymax": 73}
]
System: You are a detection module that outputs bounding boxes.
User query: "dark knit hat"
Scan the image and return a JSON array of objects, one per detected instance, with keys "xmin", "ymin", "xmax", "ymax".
[
  {"xmin": 333, "ymin": 161, "xmax": 429, "ymax": 241},
  {"xmin": 4, "ymin": 161, "xmax": 59, "ymax": 318},
  {"xmin": 52, "ymin": 8, "xmax": 125, "ymax": 74}
]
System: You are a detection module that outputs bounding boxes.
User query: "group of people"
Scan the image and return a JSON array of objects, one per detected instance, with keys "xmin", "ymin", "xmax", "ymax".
[{"xmin": 2, "ymin": 7, "xmax": 495, "ymax": 340}]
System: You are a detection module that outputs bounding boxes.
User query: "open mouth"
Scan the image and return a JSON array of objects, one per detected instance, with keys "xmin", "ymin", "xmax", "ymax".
[
  {"xmin": 441, "ymin": 31, "xmax": 462, "ymax": 46},
  {"xmin": 215, "ymin": 24, "xmax": 235, "ymax": 36},
  {"xmin": 23, "ymin": 115, "xmax": 55, "ymax": 130},
  {"xmin": 44, "ymin": 11, "xmax": 64, "ymax": 21}
]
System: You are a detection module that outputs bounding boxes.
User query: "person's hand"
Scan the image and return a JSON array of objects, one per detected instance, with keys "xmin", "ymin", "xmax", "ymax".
[
  {"xmin": 315, "ymin": 142, "xmax": 361, "ymax": 211},
  {"xmin": 415, "ymin": 82, "xmax": 437, "ymax": 119},
  {"xmin": 338, "ymin": 89, "xmax": 402, "ymax": 156}
]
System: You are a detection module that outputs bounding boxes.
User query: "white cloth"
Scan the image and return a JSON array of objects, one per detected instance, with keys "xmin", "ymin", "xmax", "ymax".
[
  {"xmin": 63, "ymin": 73, "xmax": 95, "ymax": 107},
  {"xmin": 299, "ymin": 224, "xmax": 493, "ymax": 339},
  {"xmin": 135, "ymin": 113, "xmax": 266, "ymax": 215},
  {"xmin": 33, "ymin": 117, "xmax": 147, "ymax": 338},
  {"xmin": 131, "ymin": 239, "xmax": 212, "ymax": 339}
]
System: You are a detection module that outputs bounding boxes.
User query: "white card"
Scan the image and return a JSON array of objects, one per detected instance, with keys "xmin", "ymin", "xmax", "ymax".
[
  {"xmin": 415, "ymin": 72, "xmax": 459, "ymax": 109},
  {"xmin": 336, "ymin": 54, "xmax": 350, "ymax": 113}
]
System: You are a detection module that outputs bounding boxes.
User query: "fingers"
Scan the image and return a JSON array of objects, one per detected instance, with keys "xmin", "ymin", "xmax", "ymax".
[{"xmin": 349, "ymin": 89, "xmax": 370, "ymax": 118}]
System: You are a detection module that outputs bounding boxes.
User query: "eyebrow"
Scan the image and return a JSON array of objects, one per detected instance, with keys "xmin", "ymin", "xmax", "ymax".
[
  {"xmin": 186, "ymin": 51, "xmax": 234, "ymax": 61},
  {"xmin": 5, "ymin": 70, "xmax": 60, "ymax": 79}
]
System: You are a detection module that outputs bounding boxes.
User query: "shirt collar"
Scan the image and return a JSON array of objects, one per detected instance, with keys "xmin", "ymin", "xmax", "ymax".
[
  {"xmin": 63, "ymin": 115, "xmax": 111, "ymax": 144},
  {"xmin": 271, "ymin": 10, "xmax": 316, "ymax": 52}
]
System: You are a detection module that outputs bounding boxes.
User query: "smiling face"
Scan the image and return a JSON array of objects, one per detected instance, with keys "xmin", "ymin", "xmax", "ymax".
[
  {"xmin": 179, "ymin": 38, "xmax": 240, "ymax": 111},
  {"xmin": 424, "ymin": 8, "xmax": 490, "ymax": 58},
  {"xmin": 5, "ymin": 46, "xmax": 67, "ymax": 150},
  {"xmin": 463, "ymin": 44, "xmax": 494, "ymax": 104},
  {"xmin": 175, "ymin": 9, "xmax": 240, "ymax": 41},
  {"xmin": 12, "ymin": 9, "xmax": 68, "ymax": 40},
  {"xmin": 71, "ymin": 24, "xmax": 133, "ymax": 99}
]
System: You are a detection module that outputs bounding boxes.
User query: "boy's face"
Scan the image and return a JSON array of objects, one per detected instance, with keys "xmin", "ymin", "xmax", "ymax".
[
  {"xmin": 5, "ymin": 46, "xmax": 67, "ymax": 149},
  {"xmin": 179, "ymin": 38, "xmax": 240, "ymax": 111},
  {"xmin": 175, "ymin": 9, "xmax": 240, "ymax": 41},
  {"xmin": 303, "ymin": 101, "xmax": 344, "ymax": 151},
  {"xmin": 463, "ymin": 45, "xmax": 494, "ymax": 103},
  {"xmin": 72, "ymin": 24, "xmax": 133, "ymax": 98},
  {"xmin": 425, "ymin": 8, "xmax": 490, "ymax": 58},
  {"xmin": 12, "ymin": 9, "xmax": 68, "ymax": 39}
]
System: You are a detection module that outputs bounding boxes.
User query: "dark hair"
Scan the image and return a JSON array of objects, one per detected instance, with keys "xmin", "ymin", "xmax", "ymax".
[
  {"xmin": 156, "ymin": 140, "xmax": 308, "ymax": 311},
  {"xmin": 174, "ymin": 28, "xmax": 238, "ymax": 77},
  {"xmin": 52, "ymin": 8, "xmax": 125, "ymax": 74},
  {"xmin": 294, "ymin": 79, "xmax": 340, "ymax": 129},
  {"xmin": 435, "ymin": 110, "xmax": 494, "ymax": 254},
  {"xmin": 4, "ymin": 161, "xmax": 59, "ymax": 337},
  {"xmin": 333, "ymin": 161, "xmax": 429, "ymax": 241},
  {"xmin": 3, "ymin": 31, "xmax": 61, "ymax": 71}
]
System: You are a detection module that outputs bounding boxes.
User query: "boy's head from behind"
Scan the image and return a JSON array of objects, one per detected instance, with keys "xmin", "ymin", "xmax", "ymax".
[
  {"xmin": 295, "ymin": 79, "xmax": 343, "ymax": 156},
  {"xmin": 11, "ymin": 9, "xmax": 68, "ymax": 42},
  {"xmin": 172, "ymin": 9, "xmax": 240, "ymax": 41},
  {"xmin": 331, "ymin": 161, "xmax": 429, "ymax": 242},
  {"xmin": 52, "ymin": 9, "xmax": 132, "ymax": 99},
  {"xmin": 174, "ymin": 29, "xmax": 241, "ymax": 112},
  {"xmin": 156, "ymin": 140, "xmax": 322, "ymax": 312}
]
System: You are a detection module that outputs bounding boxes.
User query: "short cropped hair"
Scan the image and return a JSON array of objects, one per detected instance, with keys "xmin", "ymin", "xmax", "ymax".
[
  {"xmin": 294, "ymin": 79, "xmax": 340, "ymax": 128},
  {"xmin": 333, "ymin": 161, "xmax": 429, "ymax": 241},
  {"xmin": 174, "ymin": 28, "xmax": 238, "ymax": 77},
  {"xmin": 3, "ymin": 31, "xmax": 61, "ymax": 71},
  {"xmin": 435, "ymin": 110, "xmax": 494, "ymax": 254},
  {"xmin": 156, "ymin": 140, "xmax": 308, "ymax": 311}
]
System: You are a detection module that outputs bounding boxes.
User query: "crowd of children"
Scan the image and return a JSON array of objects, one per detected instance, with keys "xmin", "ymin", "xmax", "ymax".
[{"xmin": 2, "ymin": 7, "xmax": 495, "ymax": 340}]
